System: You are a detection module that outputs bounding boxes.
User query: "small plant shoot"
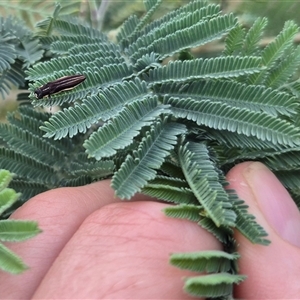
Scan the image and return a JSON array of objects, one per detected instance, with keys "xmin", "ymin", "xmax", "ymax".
[{"xmin": 0, "ymin": 0, "xmax": 299, "ymax": 298}]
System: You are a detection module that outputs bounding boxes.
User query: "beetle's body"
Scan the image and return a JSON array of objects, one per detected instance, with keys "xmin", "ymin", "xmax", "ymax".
[{"xmin": 34, "ymin": 75, "xmax": 86, "ymax": 99}]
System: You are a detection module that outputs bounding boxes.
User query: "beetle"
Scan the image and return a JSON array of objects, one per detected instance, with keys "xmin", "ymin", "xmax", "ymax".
[{"xmin": 34, "ymin": 74, "xmax": 86, "ymax": 99}]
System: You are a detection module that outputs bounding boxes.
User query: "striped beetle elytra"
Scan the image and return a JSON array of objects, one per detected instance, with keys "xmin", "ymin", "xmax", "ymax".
[{"xmin": 34, "ymin": 74, "xmax": 86, "ymax": 99}]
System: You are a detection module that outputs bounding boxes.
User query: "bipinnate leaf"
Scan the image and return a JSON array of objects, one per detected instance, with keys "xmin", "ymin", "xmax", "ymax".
[
  {"xmin": 0, "ymin": 220, "xmax": 41, "ymax": 242},
  {"xmin": 0, "ymin": 243, "xmax": 28, "ymax": 274},
  {"xmin": 184, "ymin": 273, "xmax": 246, "ymax": 298},
  {"xmin": 112, "ymin": 119, "xmax": 186, "ymax": 199},
  {"xmin": 178, "ymin": 142, "xmax": 236, "ymax": 227}
]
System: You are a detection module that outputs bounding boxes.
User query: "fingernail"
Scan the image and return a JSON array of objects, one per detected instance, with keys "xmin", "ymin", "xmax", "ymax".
[{"xmin": 244, "ymin": 162, "xmax": 300, "ymax": 247}]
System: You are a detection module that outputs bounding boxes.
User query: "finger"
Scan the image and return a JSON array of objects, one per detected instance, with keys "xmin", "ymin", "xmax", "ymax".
[
  {"xmin": 0, "ymin": 180, "xmax": 126, "ymax": 299},
  {"xmin": 32, "ymin": 201, "xmax": 222, "ymax": 299},
  {"xmin": 227, "ymin": 162, "xmax": 300, "ymax": 299}
]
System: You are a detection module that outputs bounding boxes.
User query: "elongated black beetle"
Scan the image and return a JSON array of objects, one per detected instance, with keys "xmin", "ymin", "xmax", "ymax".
[{"xmin": 34, "ymin": 74, "xmax": 86, "ymax": 99}]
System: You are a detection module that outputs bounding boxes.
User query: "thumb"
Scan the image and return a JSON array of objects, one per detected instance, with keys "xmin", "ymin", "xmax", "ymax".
[{"xmin": 226, "ymin": 162, "xmax": 300, "ymax": 299}]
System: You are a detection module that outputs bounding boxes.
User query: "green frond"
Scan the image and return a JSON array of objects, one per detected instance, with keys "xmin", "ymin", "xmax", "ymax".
[
  {"xmin": 198, "ymin": 218, "xmax": 233, "ymax": 244},
  {"xmin": 263, "ymin": 20, "xmax": 299, "ymax": 67},
  {"xmin": 49, "ymin": 40, "xmax": 76, "ymax": 54},
  {"xmin": 36, "ymin": 13, "xmax": 110, "ymax": 51},
  {"xmin": 1, "ymin": 102, "xmax": 98, "ymax": 201},
  {"xmin": 144, "ymin": 0, "xmax": 161, "ymax": 12},
  {"xmin": 81, "ymin": 78, "xmax": 150, "ymax": 121},
  {"xmin": 242, "ymin": 17, "xmax": 268, "ymax": 55},
  {"xmin": 0, "ymin": 148, "xmax": 56, "ymax": 185},
  {"xmin": 290, "ymin": 191, "xmax": 300, "ymax": 211},
  {"xmin": 263, "ymin": 148, "xmax": 300, "ymax": 171},
  {"xmin": 0, "ymin": 16, "xmax": 42, "ymax": 96},
  {"xmin": 7, "ymin": 107, "xmax": 50, "ymax": 136},
  {"xmin": 0, "ymin": 12, "xmax": 43, "ymax": 59},
  {"xmin": 178, "ymin": 142, "xmax": 236, "ymax": 227},
  {"xmin": 0, "ymin": 15, "xmax": 32, "ymax": 38},
  {"xmin": 61, "ymin": 35, "xmax": 104, "ymax": 46},
  {"xmin": 112, "ymin": 119, "xmax": 186, "ymax": 199},
  {"xmin": 170, "ymin": 250, "xmax": 239, "ymax": 273},
  {"xmin": 120, "ymin": 0, "xmax": 216, "ymax": 45},
  {"xmin": 134, "ymin": 53, "xmax": 161, "ymax": 74},
  {"xmin": 60, "ymin": 175, "xmax": 93, "ymax": 188},
  {"xmin": 0, "ymin": 172, "xmax": 21, "ymax": 215},
  {"xmin": 34, "ymin": 3, "xmax": 61, "ymax": 36},
  {"xmin": 275, "ymin": 170, "xmax": 300, "ymax": 191},
  {"xmin": 142, "ymin": 175, "xmax": 197, "ymax": 205},
  {"xmin": 69, "ymin": 41, "xmax": 121, "ymax": 56},
  {"xmin": 155, "ymin": 80, "xmax": 297, "ymax": 117},
  {"xmin": 270, "ymin": 150, "xmax": 300, "ymax": 191},
  {"xmin": 5, "ymin": 106, "xmax": 73, "ymax": 152},
  {"xmin": 40, "ymin": 104, "xmax": 96, "ymax": 140},
  {"xmin": 40, "ymin": 34, "xmax": 105, "ymax": 51},
  {"xmin": 75, "ymin": 61, "xmax": 133, "ymax": 86},
  {"xmin": 221, "ymin": 145, "xmax": 299, "ymax": 169},
  {"xmin": 0, "ymin": 43, "xmax": 17, "ymax": 73},
  {"xmin": 0, "ymin": 170, "xmax": 13, "ymax": 190},
  {"xmin": 160, "ymin": 158, "xmax": 185, "ymax": 179},
  {"xmin": 117, "ymin": 15, "xmax": 140, "ymax": 44},
  {"xmin": 50, "ymin": 17, "xmax": 107, "ymax": 40},
  {"xmin": 129, "ymin": 13, "xmax": 237, "ymax": 61},
  {"xmin": 69, "ymin": 160, "xmax": 114, "ymax": 179},
  {"xmin": 0, "ymin": 59, "xmax": 25, "ymax": 99},
  {"xmin": 0, "ymin": 188, "xmax": 20, "ymax": 216},
  {"xmin": 19, "ymin": 37, "xmax": 44, "ymax": 69},
  {"xmin": 40, "ymin": 79, "xmax": 151, "ymax": 139},
  {"xmin": 135, "ymin": 1, "xmax": 220, "ymax": 45},
  {"xmin": 2, "ymin": 1, "xmax": 297, "ymax": 291},
  {"xmin": 164, "ymin": 204, "xmax": 202, "ymax": 222},
  {"xmin": 229, "ymin": 191, "xmax": 270, "ymax": 245},
  {"xmin": 223, "ymin": 25, "xmax": 245, "ymax": 56},
  {"xmin": 0, "ymin": 220, "xmax": 40, "ymax": 242},
  {"xmin": 0, "ymin": 243, "xmax": 28, "ymax": 274},
  {"xmin": 132, "ymin": 0, "xmax": 162, "ymax": 34},
  {"xmin": 0, "ymin": 1, "xmax": 80, "ymax": 29},
  {"xmin": 36, "ymin": 2, "xmax": 82, "ymax": 35},
  {"xmin": 0, "ymin": 123, "xmax": 67, "ymax": 166},
  {"xmin": 8, "ymin": 179, "xmax": 48, "ymax": 203},
  {"xmin": 165, "ymin": 97, "xmax": 300, "ymax": 147},
  {"xmin": 147, "ymin": 175, "xmax": 190, "ymax": 189},
  {"xmin": 282, "ymin": 80, "xmax": 300, "ymax": 98},
  {"xmin": 265, "ymin": 45, "xmax": 300, "ymax": 88},
  {"xmin": 84, "ymin": 97, "xmax": 169, "ymax": 159},
  {"xmin": 205, "ymin": 129, "xmax": 282, "ymax": 153},
  {"xmin": 0, "ymin": 177, "xmax": 41, "ymax": 273},
  {"xmin": 184, "ymin": 273, "xmax": 246, "ymax": 298},
  {"xmin": 146, "ymin": 0, "xmax": 211, "ymax": 33},
  {"xmin": 148, "ymin": 56, "xmax": 262, "ymax": 84},
  {"xmin": 142, "ymin": 181, "xmax": 197, "ymax": 204},
  {"xmin": 249, "ymin": 20, "xmax": 299, "ymax": 85}
]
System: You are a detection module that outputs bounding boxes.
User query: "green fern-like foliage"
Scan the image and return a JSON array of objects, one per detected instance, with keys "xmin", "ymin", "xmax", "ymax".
[
  {"xmin": 0, "ymin": 16, "xmax": 43, "ymax": 98},
  {"xmin": 0, "ymin": 106, "xmax": 114, "ymax": 205},
  {"xmin": 1, "ymin": 0, "xmax": 300, "ymax": 298},
  {"xmin": 0, "ymin": 1, "xmax": 82, "ymax": 99},
  {"xmin": 0, "ymin": 169, "xmax": 41, "ymax": 274},
  {"xmin": 1, "ymin": 0, "xmax": 81, "ymax": 29}
]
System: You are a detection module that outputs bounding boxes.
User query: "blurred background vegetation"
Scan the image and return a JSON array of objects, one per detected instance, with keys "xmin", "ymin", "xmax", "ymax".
[{"xmin": 1, "ymin": 0, "xmax": 300, "ymax": 121}]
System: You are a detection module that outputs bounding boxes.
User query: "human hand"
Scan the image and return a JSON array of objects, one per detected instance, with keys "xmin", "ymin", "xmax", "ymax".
[{"xmin": 1, "ymin": 162, "xmax": 300, "ymax": 299}]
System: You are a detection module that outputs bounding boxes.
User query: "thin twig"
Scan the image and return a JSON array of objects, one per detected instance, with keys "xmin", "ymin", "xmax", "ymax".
[{"xmin": 96, "ymin": 0, "xmax": 110, "ymax": 30}]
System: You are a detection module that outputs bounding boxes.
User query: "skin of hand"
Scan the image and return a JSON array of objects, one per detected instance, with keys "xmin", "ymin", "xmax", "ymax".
[{"xmin": 0, "ymin": 161, "xmax": 300, "ymax": 299}]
